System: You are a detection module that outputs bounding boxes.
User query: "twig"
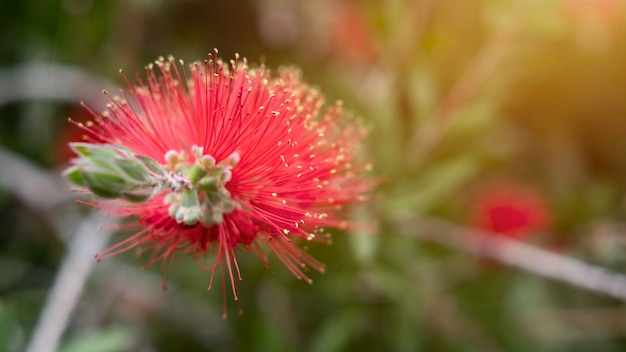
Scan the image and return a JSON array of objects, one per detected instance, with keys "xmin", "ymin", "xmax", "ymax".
[
  {"xmin": 0, "ymin": 147, "xmax": 69, "ymax": 211},
  {"xmin": 0, "ymin": 63, "xmax": 124, "ymax": 352},
  {"xmin": 0, "ymin": 148, "xmax": 111, "ymax": 352},
  {"xmin": 396, "ymin": 216, "xmax": 626, "ymax": 302},
  {"xmin": 0, "ymin": 63, "xmax": 116, "ymax": 109},
  {"xmin": 25, "ymin": 212, "xmax": 116, "ymax": 352}
]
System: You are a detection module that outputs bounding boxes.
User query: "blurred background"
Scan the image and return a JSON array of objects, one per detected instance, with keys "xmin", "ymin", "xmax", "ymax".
[{"xmin": 2, "ymin": 0, "xmax": 626, "ymax": 351}]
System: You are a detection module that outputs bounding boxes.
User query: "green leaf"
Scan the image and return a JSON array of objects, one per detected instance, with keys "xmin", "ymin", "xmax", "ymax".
[
  {"xmin": 182, "ymin": 189, "xmax": 200, "ymax": 208},
  {"xmin": 69, "ymin": 143, "xmax": 95, "ymax": 157},
  {"xmin": 120, "ymin": 190, "xmax": 152, "ymax": 203},
  {"xmin": 187, "ymin": 164, "xmax": 207, "ymax": 183},
  {"xmin": 64, "ymin": 166, "xmax": 88, "ymax": 187},
  {"xmin": 136, "ymin": 155, "xmax": 164, "ymax": 174},
  {"xmin": 84, "ymin": 172, "xmax": 127, "ymax": 192},
  {"xmin": 87, "ymin": 185, "xmax": 121, "ymax": 199},
  {"xmin": 348, "ymin": 207, "xmax": 378, "ymax": 265},
  {"xmin": 199, "ymin": 176, "xmax": 219, "ymax": 191},
  {"xmin": 0, "ymin": 300, "xmax": 21, "ymax": 352},
  {"xmin": 183, "ymin": 209, "xmax": 201, "ymax": 225},
  {"xmin": 59, "ymin": 327, "xmax": 134, "ymax": 352},
  {"xmin": 115, "ymin": 159, "xmax": 149, "ymax": 181},
  {"xmin": 70, "ymin": 143, "xmax": 119, "ymax": 159},
  {"xmin": 207, "ymin": 190, "xmax": 224, "ymax": 204},
  {"xmin": 310, "ymin": 310, "xmax": 365, "ymax": 352},
  {"xmin": 180, "ymin": 189, "xmax": 202, "ymax": 225},
  {"xmin": 389, "ymin": 155, "xmax": 480, "ymax": 217}
]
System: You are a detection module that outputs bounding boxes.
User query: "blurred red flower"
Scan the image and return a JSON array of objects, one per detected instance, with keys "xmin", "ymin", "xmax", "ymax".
[
  {"xmin": 68, "ymin": 52, "xmax": 371, "ymax": 313},
  {"xmin": 470, "ymin": 182, "xmax": 551, "ymax": 238},
  {"xmin": 328, "ymin": 2, "xmax": 378, "ymax": 67}
]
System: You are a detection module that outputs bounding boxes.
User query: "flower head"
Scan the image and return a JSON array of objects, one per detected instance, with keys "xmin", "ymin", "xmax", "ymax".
[
  {"xmin": 65, "ymin": 51, "xmax": 371, "ymax": 313},
  {"xmin": 469, "ymin": 182, "xmax": 550, "ymax": 238}
]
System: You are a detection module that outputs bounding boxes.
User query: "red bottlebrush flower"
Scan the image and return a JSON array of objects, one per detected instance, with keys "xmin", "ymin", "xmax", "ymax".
[
  {"xmin": 65, "ymin": 52, "xmax": 371, "ymax": 312},
  {"xmin": 469, "ymin": 182, "xmax": 550, "ymax": 238}
]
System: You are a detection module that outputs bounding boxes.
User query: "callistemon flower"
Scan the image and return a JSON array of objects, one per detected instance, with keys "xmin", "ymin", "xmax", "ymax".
[
  {"xmin": 470, "ymin": 182, "xmax": 550, "ymax": 238},
  {"xmin": 64, "ymin": 52, "xmax": 371, "ymax": 310}
]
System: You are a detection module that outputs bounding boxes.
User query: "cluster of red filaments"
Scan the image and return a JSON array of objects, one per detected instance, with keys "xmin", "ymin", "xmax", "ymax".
[{"xmin": 71, "ymin": 51, "xmax": 370, "ymax": 311}]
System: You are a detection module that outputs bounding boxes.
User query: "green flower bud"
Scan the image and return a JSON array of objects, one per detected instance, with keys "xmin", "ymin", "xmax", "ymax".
[
  {"xmin": 207, "ymin": 191, "xmax": 224, "ymax": 204},
  {"xmin": 187, "ymin": 164, "xmax": 207, "ymax": 183},
  {"xmin": 120, "ymin": 190, "xmax": 152, "ymax": 203},
  {"xmin": 165, "ymin": 150, "xmax": 181, "ymax": 166},
  {"xmin": 175, "ymin": 207, "xmax": 185, "ymax": 223},
  {"xmin": 164, "ymin": 192, "xmax": 178, "ymax": 204},
  {"xmin": 211, "ymin": 211, "xmax": 223, "ymax": 224},
  {"xmin": 199, "ymin": 176, "xmax": 219, "ymax": 191},
  {"xmin": 219, "ymin": 169, "xmax": 232, "ymax": 183},
  {"xmin": 222, "ymin": 200, "xmax": 236, "ymax": 213},
  {"xmin": 191, "ymin": 145, "xmax": 204, "ymax": 160},
  {"xmin": 182, "ymin": 189, "xmax": 200, "ymax": 208},
  {"xmin": 168, "ymin": 203, "xmax": 181, "ymax": 218},
  {"xmin": 183, "ymin": 209, "xmax": 201, "ymax": 226},
  {"xmin": 198, "ymin": 154, "xmax": 216, "ymax": 169},
  {"xmin": 224, "ymin": 151, "xmax": 240, "ymax": 167},
  {"xmin": 65, "ymin": 144, "xmax": 170, "ymax": 204}
]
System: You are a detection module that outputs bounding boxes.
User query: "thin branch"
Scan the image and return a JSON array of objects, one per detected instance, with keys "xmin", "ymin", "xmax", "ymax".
[
  {"xmin": 396, "ymin": 216, "xmax": 626, "ymax": 302},
  {"xmin": 0, "ymin": 147, "xmax": 69, "ymax": 210},
  {"xmin": 25, "ymin": 212, "xmax": 116, "ymax": 352},
  {"xmin": 0, "ymin": 133, "xmax": 112, "ymax": 352},
  {"xmin": 0, "ymin": 63, "xmax": 117, "ymax": 109},
  {"xmin": 0, "ymin": 63, "xmax": 133, "ymax": 352},
  {"xmin": 0, "ymin": 147, "xmax": 91, "ymax": 248}
]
